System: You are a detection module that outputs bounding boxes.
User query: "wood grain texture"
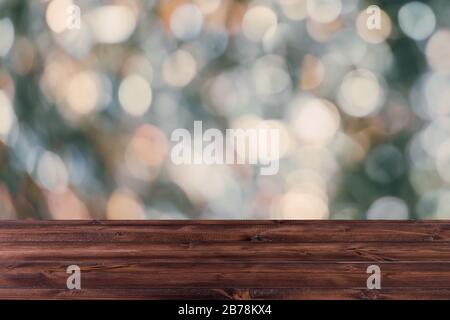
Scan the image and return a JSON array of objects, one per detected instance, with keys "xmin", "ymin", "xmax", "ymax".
[{"xmin": 0, "ymin": 221, "xmax": 450, "ymax": 300}]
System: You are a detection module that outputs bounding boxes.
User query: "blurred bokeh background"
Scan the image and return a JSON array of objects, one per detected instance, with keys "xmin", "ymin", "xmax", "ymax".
[{"xmin": 0, "ymin": 0, "xmax": 449, "ymax": 219}]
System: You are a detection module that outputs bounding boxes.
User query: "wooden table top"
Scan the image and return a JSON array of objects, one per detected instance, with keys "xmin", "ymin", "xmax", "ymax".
[{"xmin": 1, "ymin": 220, "xmax": 449, "ymax": 300}]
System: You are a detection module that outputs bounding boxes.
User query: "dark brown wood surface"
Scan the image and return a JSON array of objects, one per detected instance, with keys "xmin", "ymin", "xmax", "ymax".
[{"xmin": 1, "ymin": 221, "xmax": 450, "ymax": 300}]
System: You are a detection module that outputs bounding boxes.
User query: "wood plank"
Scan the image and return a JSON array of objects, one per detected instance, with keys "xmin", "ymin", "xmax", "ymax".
[
  {"xmin": 1, "ymin": 263, "xmax": 450, "ymax": 288},
  {"xmin": 1, "ymin": 288, "xmax": 450, "ymax": 300},
  {"xmin": 1, "ymin": 221, "xmax": 450, "ymax": 299},
  {"xmin": 0, "ymin": 221, "xmax": 449, "ymax": 242},
  {"xmin": 0, "ymin": 242, "xmax": 449, "ymax": 262}
]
